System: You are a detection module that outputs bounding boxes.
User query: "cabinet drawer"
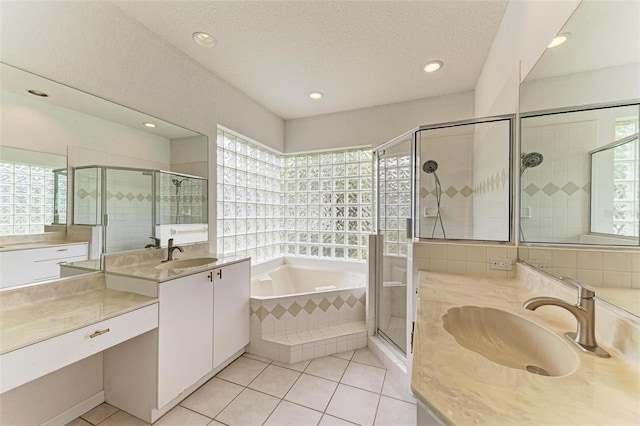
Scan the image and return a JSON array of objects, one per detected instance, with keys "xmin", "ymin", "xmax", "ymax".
[
  {"xmin": 31, "ymin": 255, "xmax": 89, "ymax": 281},
  {"xmin": 0, "ymin": 303, "xmax": 158, "ymax": 394},
  {"xmin": 33, "ymin": 244, "xmax": 88, "ymax": 261}
]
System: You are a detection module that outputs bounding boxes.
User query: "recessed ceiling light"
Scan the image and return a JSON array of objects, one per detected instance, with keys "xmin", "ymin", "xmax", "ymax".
[
  {"xmin": 143, "ymin": 122, "xmax": 157, "ymax": 128},
  {"xmin": 548, "ymin": 33, "xmax": 570, "ymax": 48},
  {"xmin": 192, "ymin": 32, "xmax": 216, "ymax": 48},
  {"xmin": 309, "ymin": 91, "xmax": 323, "ymax": 100},
  {"xmin": 27, "ymin": 89, "xmax": 48, "ymax": 97},
  {"xmin": 423, "ymin": 61, "xmax": 443, "ymax": 73}
]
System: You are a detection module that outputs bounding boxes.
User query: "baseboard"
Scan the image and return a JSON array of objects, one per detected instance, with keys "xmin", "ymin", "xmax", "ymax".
[{"xmin": 41, "ymin": 391, "xmax": 104, "ymax": 426}]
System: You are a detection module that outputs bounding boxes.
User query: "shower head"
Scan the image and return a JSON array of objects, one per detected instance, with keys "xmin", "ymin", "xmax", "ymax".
[
  {"xmin": 521, "ymin": 152, "xmax": 544, "ymax": 169},
  {"xmin": 171, "ymin": 178, "xmax": 183, "ymax": 187},
  {"xmin": 422, "ymin": 160, "xmax": 439, "ymax": 174}
]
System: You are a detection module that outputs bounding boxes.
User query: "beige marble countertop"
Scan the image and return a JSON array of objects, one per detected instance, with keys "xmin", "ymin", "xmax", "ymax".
[
  {"xmin": 104, "ymin": 247, "xmax": 250, "ymax": 283},
  {"xmin": 411, "ymin": 270, "xmax": 640, "ymax": 425},
  {"xmin": 0, "ymin": 240, "xmax": 88, "ymax": 252},
  {"xmin": 0, "ymin": 274, "xmax": 157, "ymax": 354}
]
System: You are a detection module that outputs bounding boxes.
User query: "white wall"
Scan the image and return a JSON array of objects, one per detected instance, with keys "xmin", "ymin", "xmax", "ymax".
[
  {"xmin": 474, "ymin": 0, "xmax": 580, "ymax": 117},
  {"xmin": 0, "ymin": 2, "xmax": 284, "ymax": 153},
  {"xmin": 285, "ymin": 91, "xmax": 474, "ymax": 152},
  {"xmin": 1, "ymin": 91, "xmax": 171, "ymax": 164}
]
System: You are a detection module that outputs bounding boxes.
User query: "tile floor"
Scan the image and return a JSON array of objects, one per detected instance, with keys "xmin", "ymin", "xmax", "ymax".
[{"xmin": 67, "ymin": 348, "xmax": 416, "ymax": 426}]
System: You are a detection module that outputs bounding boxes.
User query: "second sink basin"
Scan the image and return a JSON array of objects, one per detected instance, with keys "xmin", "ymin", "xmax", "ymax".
[
  {"xmin": 442, "ymin": 305, "xmax": 578, "ymax": 377},
  {"xmin": 155, "ymin": 257, "xmax": 218, "ymax": 270}
]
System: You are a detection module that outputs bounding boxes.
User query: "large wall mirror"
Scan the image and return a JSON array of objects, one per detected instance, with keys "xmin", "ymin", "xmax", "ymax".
[
  {"xmin": 0, "ymin": 63, "xmax": 208, "ymax": 289},
  {"xmin": 519, "ymin": 0, "xmax": 640, "ymax": 316}
]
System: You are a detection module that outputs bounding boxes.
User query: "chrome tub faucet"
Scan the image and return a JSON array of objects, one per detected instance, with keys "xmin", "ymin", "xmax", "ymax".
[{"xmin": 523, "ymin": 277, "xmax": 610, "ymax": 358}]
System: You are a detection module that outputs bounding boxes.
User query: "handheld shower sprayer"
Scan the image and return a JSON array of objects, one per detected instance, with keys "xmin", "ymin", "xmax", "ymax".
[
  {"xmin": 520, "ymin": 152, "xmax": 544, "ymax": 176},
  {"xmin": 422, "ymin": 159, "xmax": 446, "ymax": 238}
]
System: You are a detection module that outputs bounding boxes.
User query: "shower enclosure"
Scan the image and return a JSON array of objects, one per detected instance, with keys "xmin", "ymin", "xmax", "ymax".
[
  {"xmin": 374, "ymin": 132, "xmax": 413, "ymax": 353},
  {"xmin": 373, "ymin": 116, "xmax": 513, "ymax": 357},
  {"xmin": 73, "ymin": 166, "xmax": 207, "ymax": 254}
]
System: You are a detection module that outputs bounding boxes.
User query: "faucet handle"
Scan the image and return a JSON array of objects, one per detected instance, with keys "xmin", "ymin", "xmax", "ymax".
[{"xmin": 560, "ymin": 277, "xmax": 595, "ymax": 299}]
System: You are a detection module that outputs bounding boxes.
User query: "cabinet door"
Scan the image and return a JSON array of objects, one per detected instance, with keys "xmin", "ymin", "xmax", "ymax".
[
  {"xmin": 213, "ymin": 260, "xmax": 250, "ymax": 368},
  {"xmin": 158, "ymin": 270, "xmax": 213, "ymax": 408}
]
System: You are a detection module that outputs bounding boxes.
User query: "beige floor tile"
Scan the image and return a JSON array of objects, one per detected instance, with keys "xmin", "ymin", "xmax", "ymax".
[
  {"xmin": 305, "ymin": 356, "xmax": 349, "ymax": 382},
  {"xmin": 207, "ymin": 421, "xmax": 226, "ymax": 426},
  {"xmin": 341, "ymin": 361, "xmax": 386, "ymax": 393},
  {"xmin": 326, "ymin": 384, "xmax": 380, "ymax": 426},
  {"xmin": 332, "ymin": 350, "xmax": 354, "ymax": 361},
  {"xmin": 98, "ymin": 410, "xmax": 149, "ymax": 426},
  {"xmin": 243, "ymin": 352, "xmax": 274, "ymax": 363},
  {"xmin": 264, "ymin": 400, "xmax": 323, "ymax": 426},
  {"xmin": 215, "ymin": 388, "xmax": 279, "ymax": 426},
  {"xmin": 81, "ymin": 403, "xmax": 119, "ymax": 425},
  {"xmin": 381, "ymin": 375, "xmax": 416, "ymax": 404},
  {"xmin": 181, "ymin": 377, "xmax": 244, "ymax": 418},
  {"xmin": 352, "ymin": 348, "xmax": 385, "ymax": 368},
  {"xmin": 248, "ymin": 364, "xmax": 301, "ymax": 398},
  {"xmin": 284, "ymin": 373, "xmax": 338, "ymax": 412},
  {"xmin": 66, "ymin": 418, "xmax": 92, "ymax": 426},
  {"xmin": 215, "ymin": 356, "xmax": 269, "ymax": 386},
  {"xmin": 273, "ymin": 359, "xmax": 311, "ymax": 372},
  {"xmin": 374, "ymin": 395, "xmax": 416, "ymax": 426},
  {"xmin": 319, "ymin": 414, "xmax": 357, "ymax": 425},
  {"xmin": 154, "ymin": 405, "xmax": 210, "ymax": 426}
]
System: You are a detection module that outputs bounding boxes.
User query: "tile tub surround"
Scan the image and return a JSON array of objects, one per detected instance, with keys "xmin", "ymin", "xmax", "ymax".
[
  {"xmin": 69, "ymin": 349, "xmax": 417, "ymax": 426},
  {"xmin": 412, "ymin": 269, "xmax": 640, "ymax": 425},
  {"xmin": 248, "ymin": 287, "xmax": 367, "ymax": 363},
  {"xmin": 0, "ymin": 273, "xmax": 157, "ymax": 354}
]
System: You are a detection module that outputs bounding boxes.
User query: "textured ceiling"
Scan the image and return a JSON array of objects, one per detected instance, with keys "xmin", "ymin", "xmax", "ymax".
[{"xmin": 113, "ymin": 1, "xmax": 508, "ymax": 120}]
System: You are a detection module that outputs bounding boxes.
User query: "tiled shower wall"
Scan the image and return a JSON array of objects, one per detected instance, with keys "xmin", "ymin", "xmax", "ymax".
[
  {"xmin": 520, "ymin": 120, "xmax": 596, "ymax": 243},
  {"xmin": 418, "ymin": 134, "xmax": 474, "ymax": 239},
  {"xmin": 473, "ymin": 120, "xmax": 510, "ymax": 241},
  {"xmin": 216, "ymin": 129, "xmax": 373, "ymax": 264}
]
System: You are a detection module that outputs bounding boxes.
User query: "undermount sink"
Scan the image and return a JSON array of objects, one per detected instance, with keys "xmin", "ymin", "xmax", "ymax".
[
  {"xmin": 442, "ymin": 306, "xmax": 578, "ymax": 377},
  {"xmin": 155, "ymin": 257, "xmax": 218, "ymax": 270}
]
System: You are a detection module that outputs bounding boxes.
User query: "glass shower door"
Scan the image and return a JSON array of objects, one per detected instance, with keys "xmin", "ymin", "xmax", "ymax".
[
  {"xmin": 376, "ymin": 134, "xmax": 413, "ymax": 354},
  {"xmin": 104, "ymin": 168, "xmax": 154, "ymax": 253}
]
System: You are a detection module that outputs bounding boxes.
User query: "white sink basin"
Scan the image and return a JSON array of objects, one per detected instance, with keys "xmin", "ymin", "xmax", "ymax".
[
  {"xmin": 442, "ymin": 305, "xmax": 578, "ymax": 377},
  {"xmin": 155, "ymin": 257, "xmax": 217, "ymax": 270}
]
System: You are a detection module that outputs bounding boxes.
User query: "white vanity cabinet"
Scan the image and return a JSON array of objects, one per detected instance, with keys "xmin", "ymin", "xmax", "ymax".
[
  {"xmin": 157, "ymin": 269, "xmax": 213, "ymax": 407},
  {"xmin": 212, "ymin": 259, "xmax": 250, "ymax": 369},
  {"xmin": 104, "ymin": 258, "xmax": 250, "ymax": 423},
  {"xmin": 0, "ymin": 242, "xmax": 88, "ymax": 288}
]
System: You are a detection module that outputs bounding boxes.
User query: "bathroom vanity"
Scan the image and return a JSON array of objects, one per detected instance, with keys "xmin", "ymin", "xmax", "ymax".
[
  {"xmin": 411, "ymin": 265, "xmax": 640, "ymax": 425},
  {"xmin": 100, "ymin": 249, "xmax": 250, "ymax": 423},
  {"xmin": 0, "ymin": 245, "xmax": 251, "ymax": 425},
  {"xmin": 0, "ymin": 240, "xmax": 89, "ymax": 288}
]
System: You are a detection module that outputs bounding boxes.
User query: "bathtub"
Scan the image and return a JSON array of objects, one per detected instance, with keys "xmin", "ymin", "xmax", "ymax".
[
  {"xmin": 251, "ymin": 265, "xmax": 365, "ymax": 299},
  {"xmin": 248, "ymin": 264, "xmax": 368, "ymax": 363}
]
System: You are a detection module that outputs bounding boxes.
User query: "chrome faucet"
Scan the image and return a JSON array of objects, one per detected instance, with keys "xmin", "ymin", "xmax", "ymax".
[
  {"xmin": 523, "ymin": 277, "xmax": 609, "ymax": 357},
  {"xmin": 164, "ymin": 238, "xmax": 184, "ymax": 262},
  {"xmin": 145, "ymin": 237, "xmax": 161, "ymax": 249}
]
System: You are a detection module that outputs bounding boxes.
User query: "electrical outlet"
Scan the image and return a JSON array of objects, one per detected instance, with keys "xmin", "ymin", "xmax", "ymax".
[{"xmin": 489, "ymin": 257, "xmax": 513, "ymax": 270}]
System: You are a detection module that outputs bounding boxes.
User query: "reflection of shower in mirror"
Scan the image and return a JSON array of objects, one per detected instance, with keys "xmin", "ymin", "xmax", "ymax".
[
  {"xmin": 422, "ymin": 160, "xmax": 447, "ymax": 238},
  {"xmin": 172, "ymin": 178, "xmax": 187, "ymax": 224},
  {"xmin": 520, "ymin": 152, "xmax": 544, "ymax": 176}
]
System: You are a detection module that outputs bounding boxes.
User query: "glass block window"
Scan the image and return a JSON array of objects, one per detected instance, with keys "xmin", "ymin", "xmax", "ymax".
[
  {"xmin": 378, "ymin": 154, "xmax": 412, "ymax": 257},
  {"xmin": 612, "ymin": 118, "xmax": 639, "ymax": 237},
  {"xmin": 0, "ymin": 161, "xmax": 57, "ymax": 235},
  {"xmin": 216, "ymin": 128, "xmax": 373, "ymax": 264},
  {"xmin": 217, "ymin": 129, "xmax": 285, "ymax": 263},
  {"xmin": 284, "ymin": 149, "xmax": 373, "ymax": 261}
]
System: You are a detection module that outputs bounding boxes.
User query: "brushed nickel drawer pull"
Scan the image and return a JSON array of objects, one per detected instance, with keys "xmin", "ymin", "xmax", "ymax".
[
  {"xmin": 56, "ymin": 248, "xmax": 68, "ymax": 252},
  {"xmin": 90, "ymin": 328, "xmax": 111, "ymax": 338}
]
